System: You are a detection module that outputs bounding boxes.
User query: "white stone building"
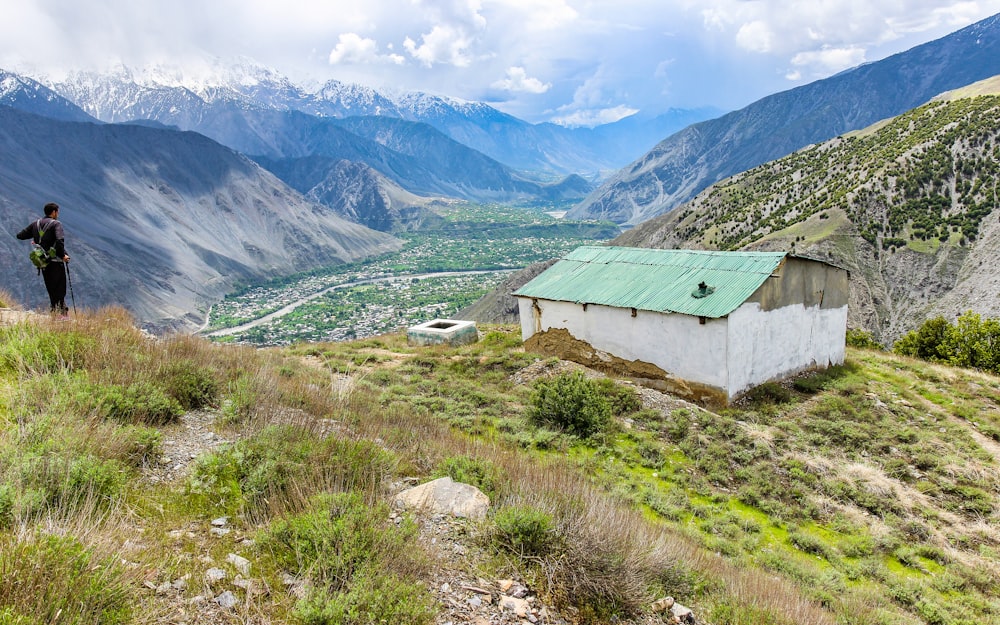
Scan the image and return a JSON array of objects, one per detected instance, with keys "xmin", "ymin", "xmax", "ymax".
[{"xmin": 513, "ymin": 246, "xmax": 849, "ymax": 405}]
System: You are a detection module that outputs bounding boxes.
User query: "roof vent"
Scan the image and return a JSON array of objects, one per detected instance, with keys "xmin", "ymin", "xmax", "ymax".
[{"xmin": 691, "ymin": 281, "xmax": 715, "ymax": 299}]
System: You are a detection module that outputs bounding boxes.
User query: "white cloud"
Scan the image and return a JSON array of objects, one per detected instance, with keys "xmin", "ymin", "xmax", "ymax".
[
  {"xmin": 491, "ymin": 0, "xmax": 578, "ymax": 29},
  {"xmin": 329, "ymin": 33, "xmax": 404, "ymax": 65},
  {"xmin": 491, "ymin": 66, "xmax": 550, "ymax": 93},
  {"xmin": 552, "ymin": 104, "xmax": 638, "ymax": 128},
  {"xmin": 403, "ymin": 25, "xmax": 477, "ymax": 67},
  {"xmin": 790, "ymin": 46, "xmax": 866, "ymax": 75},
  {"xmin": 3, "ymin": 0, "xmax": 1000, "ymax": 123},
  {"xmin": 735, "ymin": 20, "xmax": 774, "ymax": 53}
]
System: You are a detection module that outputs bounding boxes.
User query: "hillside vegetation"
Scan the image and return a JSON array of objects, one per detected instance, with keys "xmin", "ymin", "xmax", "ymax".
[
  {"xmin": 616, "ymin": 88, "xmax": 1000, "ymax": 344},
  {"xmin": 1, "ymin": 296, "xmax": 998, "ymax": 625}
]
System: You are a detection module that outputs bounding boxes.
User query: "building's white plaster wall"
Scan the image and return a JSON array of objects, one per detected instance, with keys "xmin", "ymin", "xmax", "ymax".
[
  {"xmin": 517, "ymin": 298, "xmax": 537, "ymax": 339},
  {"xmin": 517, "ymin": 298, "xmax": 730, "ymax": 389},
  {"xmin": 727, "ymin": 302, "xmax": 847, "ymax": 398}
]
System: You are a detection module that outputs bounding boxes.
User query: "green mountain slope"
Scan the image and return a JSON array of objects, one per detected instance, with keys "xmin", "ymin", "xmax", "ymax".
[{"xmin": 616, "ymin": 84, "xmax": 1000, "ymax": 344}]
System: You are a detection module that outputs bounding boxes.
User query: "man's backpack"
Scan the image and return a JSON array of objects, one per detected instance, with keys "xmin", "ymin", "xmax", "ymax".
[{"xmin": 28, "ymin": 219, "xmax": 57, "ymax": 271}]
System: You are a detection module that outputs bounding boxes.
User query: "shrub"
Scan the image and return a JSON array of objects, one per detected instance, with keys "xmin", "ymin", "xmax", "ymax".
[
  {"xmin": 0, "ymin": 327, "xmax": 94, "ymax": 375},
  {"xmin": 295, "ymin": 570, "xmax": 435, "ymax": 625},
  {"xmin": 0, "ymin": 533, "xmax": 132, "ymax": 624},
  {"xmin": 261, "ymin": 492, "xmax": 433, "ymax": 625},
  {"xmin": 528, "ymin": 371, "xmax": 612, "ymax": 438},
  {"xmin": 96, "ymin": 381, "xmax": 183, "ymax": 425},
  {"xmin": 491, "ymin": 504, "xmax": 557, "ymax": 557},
  {"xmin": 186, "ymin": 426, "xmax": 396, "ymax": 519},
  {"xmin": 0, "ymin": 484, "xmax": 13, "ymax": 530},
  {"xmin": 159, "ymin": 359, "xmax": 219, "ymax": 410},
  {"xmin": 592, "ymin": 378, "xmax": 642, "ymax": 416},
  {"xmin": 846, "ymin": 328, "xmax": 883, "ymax": 350},
  {"xmin": 743, "ymin": 381, "xmax": 792, "ymax": 405},
  {"xmin": 114, "ymin": 425, "xmax": 162, "ymax": 467},
  {"xmin": 0, "ymin": 289, "xmax": 17, "ymax": 309}
]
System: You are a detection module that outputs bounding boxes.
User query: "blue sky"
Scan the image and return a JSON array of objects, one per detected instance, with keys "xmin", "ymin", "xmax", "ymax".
[{"xmin": 2, "ymin": 0, "xmax": 999, "ymax": 126}]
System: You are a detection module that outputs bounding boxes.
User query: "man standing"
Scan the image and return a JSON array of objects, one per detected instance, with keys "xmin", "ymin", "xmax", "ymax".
[{"xmin": 16, "ymin": 202, "xmax": 71, "ymax": 317}]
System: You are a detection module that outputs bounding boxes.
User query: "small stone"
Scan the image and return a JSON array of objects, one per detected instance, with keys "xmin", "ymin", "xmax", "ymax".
[
  {"xmin": 211, "ymin": 517, "xmax": 229, "ymax": 527},
  {"xmin": 215, "ymin": 590, "xmax": 239, "ymax": 609},
  {"xmin": 511, "ymin": 584, "xmax": 529, "ymax": 599},
  {"xmin": 467, "ymin": 596, "xmax": 482, "ymax": 608},
  {"xmin": 205, "ymin": 568, "xmax": 226, "ymax": 584},
  {"xmin": 210, "ymin": 527, "xmax": 231, "ymax": 537},
  {"xmin": 155, "ymin": 581, "xmax": 173, "ymax": 594},
  {"xmin": 227, "ymin": 553, "xmax": 251, "ymax": 576},
  {"xmin": 501, "ymin": 596, "xmax": 530, "ymax": 618},
  {"xmin": 441, "ymin": 582, "xmax": 451, "ymax": 593},
  {"xmin": 671, "ymin": 602, "xmax": 695, "ymax": 624},
  {"xmin": 498, "ymin": 579, "xmax": 515, "ymax": 592}
]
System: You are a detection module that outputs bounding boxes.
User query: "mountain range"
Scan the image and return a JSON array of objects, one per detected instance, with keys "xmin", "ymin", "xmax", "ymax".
[
  {"xmin": 43, "ymin": 61, "xmax": 717, "ymax": 183},
  {"xmin": 570, "ymin": 12, "xmax": 1000, "ymax": 225}
]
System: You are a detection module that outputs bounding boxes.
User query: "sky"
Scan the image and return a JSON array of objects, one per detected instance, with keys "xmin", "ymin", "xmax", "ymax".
[{"xmin": 2, "ymin": 1, "xmax": 1000, "ymax": 126}]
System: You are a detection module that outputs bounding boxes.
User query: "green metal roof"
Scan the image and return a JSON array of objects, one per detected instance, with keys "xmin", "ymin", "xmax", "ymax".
[{"xmin": 513, "ymin": 246, "xmax": 788, "ymax": 318}]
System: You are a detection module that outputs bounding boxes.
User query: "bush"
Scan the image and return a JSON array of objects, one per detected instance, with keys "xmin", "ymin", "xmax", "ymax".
[
  {"xmin": 528, "ymin": 371, "xmax": 612, "ymax": 438},
  {"xmin": 0, "ymin": 533, "xmax": 132, "ymax": 624},
  {"xmin": 186, "ymin": 425, "xmax": 396, "ymax": 519},
  {"xmin": 592, "ymin": 378, "xmax": 642, "ymax": 416},
  {"xmin": 846, "ymin": 328, "xmax": 883, "ymax": 350},
  {"xmin": 895, "ymin": 311, "xmax": 1000, "ymax": 374},
  {"xmin": 0, "ymin": 327, "xmax": 94, "ymax": 375},
  {"xmin": 96, "ymin": 381, "xmax": 183, "ymax": 425},
  {"xmin": 160, "ymin": 359, "xmax": 219, "ymax": 410},
  {"xmin": 894, "ymin": 316, "xmax": 951, "ymax": 361},
  {"xmin": 262, "ymin": 492, "xmax": 433, "ymax": 625},
  {"xmin": 295, "ymin": 570, "xmax": 435, "ymax": 625},
  {"xmin": 491, "ymin": 504, "xmax": 557, "ymax": 557},
  {"xmin": 743, "ymin": 381, "xmax": 792, "ymax": 405}
]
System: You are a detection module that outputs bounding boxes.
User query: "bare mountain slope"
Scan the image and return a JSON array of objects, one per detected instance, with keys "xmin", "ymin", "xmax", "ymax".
[{"xmin": 0, "ymin": 106, "xmax": 399, "ymax": 331}]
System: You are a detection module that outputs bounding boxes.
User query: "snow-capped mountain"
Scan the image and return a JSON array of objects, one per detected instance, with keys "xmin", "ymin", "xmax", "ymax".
[
  {"xmin": 36, "ymin": 62, "xmax": 598, "ymax": 203},
  {"xmin": 43, "ymin": 60, "xmax": 715, "ymax": 175},
  {"xmin": 0, "ymin": 70, "xmax": 94, "ymax": 122}
]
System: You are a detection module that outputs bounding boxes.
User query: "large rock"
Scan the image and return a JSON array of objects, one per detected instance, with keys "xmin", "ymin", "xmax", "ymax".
[{"xmin": 394, "ymin": 476, "xmax": 489, "ymax": 519}]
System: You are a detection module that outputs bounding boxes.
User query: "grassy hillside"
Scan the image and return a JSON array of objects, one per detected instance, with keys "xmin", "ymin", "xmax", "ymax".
[{"xmin": 1, "ymin": 301, "xmax": 998, "ymax": 624}]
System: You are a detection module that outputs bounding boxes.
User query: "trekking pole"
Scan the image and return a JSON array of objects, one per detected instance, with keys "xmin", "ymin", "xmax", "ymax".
[{"xmin": 65, "ymin": 262, "xmax": 77, "ymax": 315}]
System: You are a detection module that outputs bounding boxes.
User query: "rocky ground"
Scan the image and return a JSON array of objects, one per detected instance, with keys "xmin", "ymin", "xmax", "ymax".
[
  {"xmin": 134, "ymin": 407, "xmax": 583, "ymax": 625},
  {"xmin": 133, "ymin": 360, "xmax": 699, "ymax": 625}
]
